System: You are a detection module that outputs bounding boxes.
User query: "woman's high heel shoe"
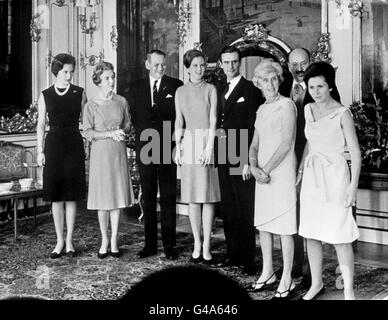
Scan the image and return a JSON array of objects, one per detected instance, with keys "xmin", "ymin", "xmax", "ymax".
[
  {"xmin": 50, "ymin": 247, "xmax": 65, "ymax": 259},
  {"xmin": 271, "ymin": 280, "xmax": 296, "ymax": 300},
  {"xmin": 299, "ymin": 286, "xmax": 326, "ymax": 300},
  {"xmin": 187, "ymin": 255, "xmax": 202, "ymax": 264},
  {"xmin": 247, "ymin": 272, "xmax": 277, "ymax": 292}
]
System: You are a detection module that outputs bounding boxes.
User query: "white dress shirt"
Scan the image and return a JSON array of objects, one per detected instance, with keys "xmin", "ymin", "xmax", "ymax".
[{"xmin": 225, "ymin": 75, "xmax": 242, "ymax": 100}]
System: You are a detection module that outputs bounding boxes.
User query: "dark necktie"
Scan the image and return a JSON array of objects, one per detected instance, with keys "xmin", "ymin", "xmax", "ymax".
[
  {"xmin": 222, "ymin": 82, "xmax": 230, "ymax": 109},
  {"xmin": 152, "ymin": 80, "xmax": 158, "ymax": 108}
]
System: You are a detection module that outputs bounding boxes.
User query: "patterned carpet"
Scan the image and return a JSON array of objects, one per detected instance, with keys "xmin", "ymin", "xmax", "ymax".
[{"xmin": 0, "ymin": 207, "xmax": 387, "ymax": 300}]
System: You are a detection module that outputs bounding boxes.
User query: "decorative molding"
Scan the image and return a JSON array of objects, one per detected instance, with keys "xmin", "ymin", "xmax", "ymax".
[
  {"xmin": 45, "ymin": 50, "xmax": 53, "ymax": 69},
  {"xmin": 311, "ymin": 33, "xmax": 331, "ymax": 63},
  {"xmin": 230, "ymin": 26, "xmax": 290, "ymax": 68},
  {"xmin": 193, "ymin": 42, "xmax": 202, "ymax": 51},
  {"xmin": 335, "ymin": 0, "xmax": 364, "ymax": 18},
  {"xmin": 348, "ymin": 0, "xmax": 364, "ymax": 17},
  {"xmin": 242, "ymin": 24, "xmax": 270, "ymax": 42},
  {"xmin": 110, "ymin": 25, "xmax": 118, "ymax": 50},
  {"xmin": 55, "ymin": 0, "xmax": 66, "ymax": 6},
  {"xmin": 30, "ymin": 12, "xmax": 42, "ymax": 42},
  {"xmin": 177, "ymin": 1, "xmax": 192, "ymax": 47},
  {"xmin": 80, "ymin": 50, "xmax": 104, "ymax": 69}
]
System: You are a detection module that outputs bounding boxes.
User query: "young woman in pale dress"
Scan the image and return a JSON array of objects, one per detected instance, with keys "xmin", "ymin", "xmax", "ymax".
[
  {"xmin": 244, "ymin": 59, "xmax": 297, "ymax": 299},
  {"xmin": 174, "ymin": 49, "xmax": 220, "ymax": 264},
  {"xmin": 296, "ymin": 62, "xmax": 361, "ymax": 300}
]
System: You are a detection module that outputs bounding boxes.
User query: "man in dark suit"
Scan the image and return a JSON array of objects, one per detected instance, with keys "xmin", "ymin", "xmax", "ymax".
[
  {"xmin": 216, "ymin": 45, "xmax": 264, "ymax": 275},
  {"xmin": 128, "ymin": 49, "xmax": 183, "ymax": 260},
  {"xmin": 279, "ymin": 47, "xmax": 312, "ymax": 285}
]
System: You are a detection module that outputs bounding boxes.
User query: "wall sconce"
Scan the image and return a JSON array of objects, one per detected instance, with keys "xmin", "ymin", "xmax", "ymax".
[
  {"xmin": 30, "ymin": 12, "xmax": 42, "ymax": 42},
  {"xmin": 74, "ymin": 0, "xmax": 100, "ymax": 8},
  {"xmin": 77, "ymin": 0, "xmax": 100, "ymax": 47},
  {"xmin": 177, "ymin": 1, "xmax": 192, "ymax": 47}
]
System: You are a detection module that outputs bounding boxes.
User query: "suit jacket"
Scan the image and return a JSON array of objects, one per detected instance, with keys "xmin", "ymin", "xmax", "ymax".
[
  {"xmin": 279, "ymin": 72, "xmax": 313, "ymax": 164},
  {"xmin": 127, "ymin": 75, "xmax": 183, "ymax": 164},
  {"xmin": 216, "ymin": 76, "xmax": 264, "ymax": 168}
]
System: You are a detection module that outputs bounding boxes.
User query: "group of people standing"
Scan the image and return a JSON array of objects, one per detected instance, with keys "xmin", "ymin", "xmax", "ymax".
[{"xmin": 36, "ymin": 44, "xmax": 361, "ymax": 300}]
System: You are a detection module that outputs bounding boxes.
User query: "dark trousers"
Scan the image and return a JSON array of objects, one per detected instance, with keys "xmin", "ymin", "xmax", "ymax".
[
  {"xmin": 218, "ymin": 165, "xmax": 256, "ymax": 265},
  {"xmin": 293, "ymin": 195, "xmax": 306, "ymax": 277},
  {"xmin": 138, "ymin": 163, "xmax": 177, "ymax": 252}
]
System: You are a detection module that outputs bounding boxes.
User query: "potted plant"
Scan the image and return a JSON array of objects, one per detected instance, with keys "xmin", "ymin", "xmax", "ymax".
[{"xmin": 350, "ymin": 94, "xmax": 388, "ymax": 190}]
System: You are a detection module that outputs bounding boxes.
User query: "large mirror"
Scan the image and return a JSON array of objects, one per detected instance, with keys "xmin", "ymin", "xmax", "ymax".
[
  {"xmin": 0, "ymin": 0, "xmax": 32, "ymax": 120},
  {"xmin": 200, "ymin": 0, "xmax": 322, "ymax": 64},
  {"xmin": 116, "ymin": 0, "xmax": 180, "ymax": 99}
]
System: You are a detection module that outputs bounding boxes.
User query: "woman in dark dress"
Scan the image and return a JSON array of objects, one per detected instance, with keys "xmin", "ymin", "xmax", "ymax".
[{"xmin": 36, "ymin": 53, "xmax": 87, "ymax": 259}]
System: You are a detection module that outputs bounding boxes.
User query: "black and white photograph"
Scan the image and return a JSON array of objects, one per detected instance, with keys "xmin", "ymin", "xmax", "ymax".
[{"xmin": 0, "ymin": 0, "xmax": 387, "ymax": 313}]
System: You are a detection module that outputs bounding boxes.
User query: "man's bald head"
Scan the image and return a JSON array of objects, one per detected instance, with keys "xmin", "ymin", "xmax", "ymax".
[{"xmin": 288, "ymin": 47, "xmax": 311, "ymax": 83}]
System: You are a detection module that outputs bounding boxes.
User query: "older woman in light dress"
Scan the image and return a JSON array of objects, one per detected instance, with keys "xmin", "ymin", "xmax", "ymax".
[{"xmin": 244, "ymin": 59, "xmax": 297, "ymax": 300}]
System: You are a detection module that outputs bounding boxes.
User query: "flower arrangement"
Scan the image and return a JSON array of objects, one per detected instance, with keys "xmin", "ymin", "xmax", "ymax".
[
  {"xmin": 0, "ymin": 103, "xmax": 39, "ymax": 133},
  {"xmin": 350, "ymin": 94, "xmax": 388, "ymax": 173}
]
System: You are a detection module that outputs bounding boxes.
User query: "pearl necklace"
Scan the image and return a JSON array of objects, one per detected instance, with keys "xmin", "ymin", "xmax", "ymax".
[{"xmin": 54, "ymin": 83, "xmax": 70, "ymax": 96}]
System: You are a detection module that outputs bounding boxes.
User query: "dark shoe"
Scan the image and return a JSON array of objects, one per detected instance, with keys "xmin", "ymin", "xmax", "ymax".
[
  {"xmin": 242, "ymin": 263, "xmax": 258, "ymax": 276},
  {"xmin": 271, "ymin": 281, "xmax": 296, "ymax": 300},
  {"xmin": 202, "ymin": 257, "xmax": 216, "ymax": 266},
  {"xmin": 165, "ymin": 249, "xmax": 178, "ymax": 261},
  {"xmin": 110, "ymin": 250, "xmax": 122, "ymax": 258},
  {"xmin": 299, "ymin": 286, "xmax": 326, "ymax": 300},
  {"xmin": 137, "ymin": 247, "xmax": 157, "ymax": 259},
  {"xmin": 97, "ymin": 251, "xmax": 109, "ymax": 259},
  {"xmin": 247, "ymin": 272, "xmax": 277, "ymax": 292},
  {"xmin": 216, "ymin": 257, "xmax": 237, "ymax": 268},
  {"xmin": 187, "ymin": 255, "xmax": 202, "ymax": 264},
  {"xmin": 66, "ymin": 250, "xmax": 76, "ymax": 258},
  {"xmin": 50, "ymin": 246, "xmax": 65, "ymax": 259}
]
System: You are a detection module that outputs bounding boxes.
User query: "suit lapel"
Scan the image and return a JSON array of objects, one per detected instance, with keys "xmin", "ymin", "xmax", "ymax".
[
  {"xmin": 157, "ymin": 75, "xmax": 168, "ymax": 101},
  {"xmin": 142, "ymin": 78, "xmax": 152, "ymax": 109},
  {"xmin": 224, "ymin": 77, "xmax": 245, "ymax": 116}
]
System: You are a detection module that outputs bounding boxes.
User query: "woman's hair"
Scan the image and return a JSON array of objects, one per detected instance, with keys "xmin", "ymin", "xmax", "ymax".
[
  {"xmin": 92, "ymin": 61, "xmax": 115, "ymax": 85},
  {"xmin": 183, "ymin": 49, "xmax": 205, "ymax": 68},
  {"xmin": 51, "ymin": 53, "xmax": 76, "ymax": 77},
  {"xmin": 303, "ymin": 61, "xmax": 341, "ymax": 102},
  {"xmin": 254, "ymin": 59, "xmax": 284, "ymax": 84},
  {"xmin": 303, "ymin": 61, "xmax": 336, "ymax": 90}
]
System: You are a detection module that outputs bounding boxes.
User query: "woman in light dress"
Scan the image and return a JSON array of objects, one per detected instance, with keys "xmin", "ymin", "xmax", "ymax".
[
  {"xmin": 244, "ymin": 59, "xmax": 297, "ymax": 299},
  {"xmin": 297, "ymin": 62, "xmax": 361, "ymax": 300},
  {"xmin": 83, "ymin": 61, "xmax": 134, "ymax": 259},
  {"xmin": 174, "ymin": 49, "xmax": 220, "ymax": 264}
]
